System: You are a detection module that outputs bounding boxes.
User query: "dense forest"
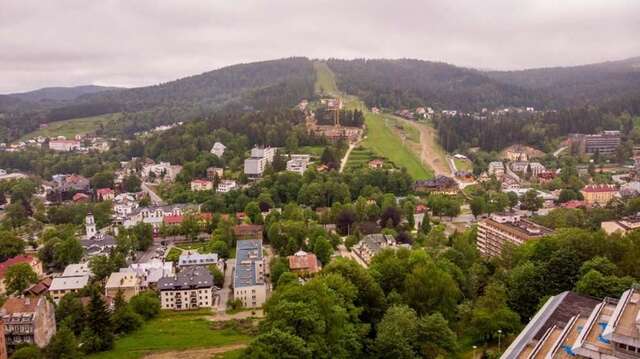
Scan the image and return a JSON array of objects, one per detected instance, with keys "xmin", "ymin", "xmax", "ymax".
[
  {"xmin": 434, "ymin": 104, "xmax": 640, "ymax": 152},
  {"xmin": 326, "ymin": 58, "xmax": 546, "ymax": 111},
  {"xmin": 0, "ymin": 57, "xmax": 316, "ymax": 142}
]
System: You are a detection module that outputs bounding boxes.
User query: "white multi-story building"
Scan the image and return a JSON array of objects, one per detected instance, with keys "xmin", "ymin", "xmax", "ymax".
[
  {"xmin": 233, "ymin": 240, "xmax": 267, "ymax": 308},
  {"xmin": 120, "ymin": 259, "xmax": 175, "ymax": 287},
  {"xmin": 244, "ymin": 157, "xmax": 267, "ymax": 178},
  {"xmin": 210, "ymin": 142, "xmax": 226, "ymax": 157},
  {"xmin": 477, "ymin": 212, "xmax": 554, "ymax": 257},
  {"xmin": 250, "ymin": 146, "xmax": 275, "ymax": 163},
  {"xmin": 49, "ymin": 264, "xmax": 92, "ymax": 304},
  {"xmin": 286, "ymin": 154, "xmax": 311, "ymax": 175},
  {"xmin": 113, "ymin": 193, "xmax": 139, "ymax": 218},
  {"xmin": 158, "ymin": 266, "xmax": 215, "ymax": 310},
  {"xmin": 123, "ymin": 204, "xmax": 196, "ymax": 230},
  {"xmin": 217, "ymin": 180, "xmax": 238, "ymax": 193},
  {"xmin": 141, "ymin": 162, "xmax": 182, "ymax": 182},
  {"xmin": 48, "ymin": 139, "xmax": 81, "ymax": 152},
  {"xmin": 488, "ymin": 161, "xmax": 505, "ymax": 177}
]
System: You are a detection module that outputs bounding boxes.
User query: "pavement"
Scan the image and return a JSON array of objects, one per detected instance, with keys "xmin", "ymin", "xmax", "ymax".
[
  {"xmin": 141, "ymin": 182, "xmax": 166, "ymax": 206},
  {"xmin": 339, "ymin": 139, "xmax": 362, "ymax": 173},
  {"xmin": 135, "ymin": 244, "xmax": 164, "ymax": 264}
]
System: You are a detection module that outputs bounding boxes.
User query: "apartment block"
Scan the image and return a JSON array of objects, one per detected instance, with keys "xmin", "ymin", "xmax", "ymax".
[{"xmin": 477, "ymin": 212, "xmax": 554, "ymax": 256}]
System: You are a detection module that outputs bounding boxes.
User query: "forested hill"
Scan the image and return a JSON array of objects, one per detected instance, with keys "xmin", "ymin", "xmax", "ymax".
[
  {"xmin": 485, "ymin": 57, "xmax": 640, "ymax": 107},
  {"xmin": 0, "ymin": 57, "xmax": 316, "ymax": 141},
  {"xmin": 7, "ymin": 85, "xmax": 123, "ymax": 102},
  {"xmin": 326, "ymin": 59, "xmax": 546, "ymax": 111}
]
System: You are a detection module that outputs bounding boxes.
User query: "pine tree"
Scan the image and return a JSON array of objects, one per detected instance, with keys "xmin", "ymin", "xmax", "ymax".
[
  {"xmin": 80, "ymin": 288, "xmax": 114, "ymax": 353},
  {"xmin": 44, "ymin": 325, "xmax": 81, "ymax": 359}
]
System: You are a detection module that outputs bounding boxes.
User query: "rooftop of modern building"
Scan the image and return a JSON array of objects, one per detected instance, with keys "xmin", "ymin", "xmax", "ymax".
[
  {"xmin": 49, "ymin": 275, "xmax": 90, "ymax": 291},
  {"xmin": 234, "ymin": 240, "xmax": 264, "ymax": 288},
  {"xmin": 157, "ymin": 265, "xmax": 214, "ymax": 291}
]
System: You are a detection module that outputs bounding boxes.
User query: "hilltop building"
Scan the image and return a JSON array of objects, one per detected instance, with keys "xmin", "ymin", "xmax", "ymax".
[
  {"xmin": 581, "ymin": 184, "xmax": 618, "ymax": 206},
  {"xmin": 570, "ymin": 130, "xmax": 622, "ymax": 156},
  {"xmin": 210, "ymin": 142, "xmax": 226, "ymax": 157}
]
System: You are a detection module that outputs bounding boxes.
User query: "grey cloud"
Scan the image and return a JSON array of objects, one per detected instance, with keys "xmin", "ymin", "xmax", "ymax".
[{"xmin": 1, "ymin": 0, "xmax": 639, "ymax": 93}]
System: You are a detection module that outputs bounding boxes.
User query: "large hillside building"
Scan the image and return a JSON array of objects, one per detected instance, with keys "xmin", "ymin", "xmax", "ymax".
[{"xmin": 477, "ymin": 212, "xmax": 554, "ymax": 257}]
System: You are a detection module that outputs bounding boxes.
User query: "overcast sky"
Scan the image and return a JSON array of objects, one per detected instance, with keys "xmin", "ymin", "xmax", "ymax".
[{"xmin": 1, "ymin": 0, "xmax": 639, "ymax": 93}]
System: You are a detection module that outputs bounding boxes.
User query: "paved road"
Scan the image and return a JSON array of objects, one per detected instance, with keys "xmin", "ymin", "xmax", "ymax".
[
  {"xmin": 135, "ymin": 244, "xmax": 163, "ymax": 264},
  {"xmin": 553, "ymin": 146, "xmax": 568, "ymax": 157},
  {"xmin": 141, "ymin": 182, "xmax": 166, "ymax": 206},
  {"xmin": 339, "ymin": 139, "xmax": 362, "ymax": 173}
]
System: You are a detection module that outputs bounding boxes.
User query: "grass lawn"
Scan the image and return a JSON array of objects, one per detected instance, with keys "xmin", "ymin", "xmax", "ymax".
[
  {"xmin": 88, "ymin": 310, "xmax": 250, "ymax": 359},
  {"xmin": 314, "ymin": 62, "xmax": 339, "ymax": 97},
  {"xmin": 455, "ymin": 158, "xmax": 473, "ymax": 172},
  {"xmin": 19, "ymin": 113, "xmax": 121, "ymax": 141},
  {"xmin": 363, "ymin": 113, "xmax": 433, "ymax": 179},
  {"xmin": 298, "ymin": 145, "xmax": 325, "ymax": 157}
]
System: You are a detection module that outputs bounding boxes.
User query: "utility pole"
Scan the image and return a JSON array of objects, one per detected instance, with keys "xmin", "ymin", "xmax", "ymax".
[{"xmin": 498, "ymin": 329, "xmax": 503, "ymax": 353}]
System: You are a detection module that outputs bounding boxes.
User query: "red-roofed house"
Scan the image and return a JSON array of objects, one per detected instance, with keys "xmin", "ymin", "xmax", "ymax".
[
  {"xmin": 96, "ymin": 188, "xmax": 115, "ymax": 201},
  {"xmin": 163, "ymin": 215, "xmax": 184, "ymax": 226},
  {"xmin": 560, "ymin": 200, "xmax": 588, "ymax": 209},
  {"xmin": 288, "ymin": 250, "xmax": 320, "ymax": 275},
  {"xmin": 72, "ymin": 192, "xmax": 90, "ymax": 203},
  {"xmin": 415, "ymin": 204, "xmax": 429, "ymax": 214},
  {"xmin": 580, "ymin": 184, "xmax": 618, "ymax": 206},
  {"xmin": 0, "ymin": 256, "xmax": 43, "ymax": 294},
  {"xmin": 190, "ymin": 179, "xmax": 213, "ymax": 192}
]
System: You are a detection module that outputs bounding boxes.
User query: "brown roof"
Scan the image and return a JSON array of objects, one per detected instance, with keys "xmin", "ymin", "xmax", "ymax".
[
  {"xmin": 233, "ymin": 224, "xmax": 263, "ymax": 236},
  {"xmin": 0, "ymin": 256, "xmax": 36, "ymax": 279},
  {"xmin": 582, "ymin": 184, "xmax": 617, "ymax": 193},
  {"xmin": 1, "ymin": 297, "xmax": 38, "ymax": 314},
  {"xmin": 24, "ymin": 277, "xmax": 52, "ymax": 296},
  {"xmin": 288, "ymin": 252, "xmax": 320, "ymax": 273}
]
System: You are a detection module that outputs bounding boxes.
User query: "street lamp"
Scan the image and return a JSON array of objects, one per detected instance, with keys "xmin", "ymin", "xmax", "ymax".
[
  {"xmin": 473, "ymin": 345, "xmax": 477, "ymax": 359},
  {"xmin": 497, "ymin": 329, "xmax": 503, "ymax": 353}
]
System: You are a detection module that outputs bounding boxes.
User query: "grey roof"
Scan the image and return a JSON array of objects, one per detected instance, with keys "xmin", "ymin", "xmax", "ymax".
[
  {"xmin": 157, "ymin": 266, "xmax": 214, "ymax": 291},
  {"xmin": 129, "ymin": 203, "xmax": 195, "ymax": 216},
  {"xmin": 234, "ymin": 240, "xmax": 263, "ymax": 288},
  {"xmin": 80, "ymin": 233, "xmax": 117, "ymax": 255},
  {"xmin": 360, "ymin": 233, "xmax": 395, "ymax": 253}
]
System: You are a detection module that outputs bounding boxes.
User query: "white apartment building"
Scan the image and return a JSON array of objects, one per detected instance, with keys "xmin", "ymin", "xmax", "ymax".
[
  {"xmin": 158, "ymin": 266, "xmax": 215, "ymax": 310},
  {"xmin": 210, "ymin": 142, "xmax": 226, "ymax": 157},
  {"xmin": 286, "ymin": 154, "xmax": 311, "ymax": 175},
  {"xmin": 49, "ymin": 139, "xmax": 81, "ymax": 152},
  {"xmin": 217, "ymin": 180, "xmax": 238, "ymax": 193},
  {"xmin": 233, "ymin": 240, "xmax": 267, "ymax": 308}
]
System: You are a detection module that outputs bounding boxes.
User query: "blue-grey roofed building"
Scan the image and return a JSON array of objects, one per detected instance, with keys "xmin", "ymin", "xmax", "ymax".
[{"xmin": 233, "ymin": 240, "xmax": 267, "ymax": 308}]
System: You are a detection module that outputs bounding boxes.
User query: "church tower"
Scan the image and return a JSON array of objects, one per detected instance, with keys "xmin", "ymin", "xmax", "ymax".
[{"xmin": 85, "ymin": 212, "xmax": 97, "ymax": 238}]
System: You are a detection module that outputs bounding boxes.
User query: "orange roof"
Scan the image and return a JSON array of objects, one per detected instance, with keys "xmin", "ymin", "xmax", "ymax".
[
  {"xmin": 582, "ymin": 184, "xmax": 617, "ymax": 193},
  {"xmin": 191, "ymin": 179, "xmax": 211, "ymax": 185},
  {"xmin": 163, "ymin": 215, "xmax": 184, "ymax": 225},
  {"xmin": 0, "ymin": 255, "xmax": 35, "ymax": 279},
  {"xmin": 96, "ymin": 188, "xmax": 114, "ymax": 195},
  {"xmin": 288, "ymin": 252, "xmax": 320, "ymax": 273}
]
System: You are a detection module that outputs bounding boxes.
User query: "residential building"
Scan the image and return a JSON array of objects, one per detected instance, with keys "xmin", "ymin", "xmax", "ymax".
[
  {"xmin": 49, "ymin": 274, "xmax": 90, "ymax": 303},
  {"xmin": 250, "ymin": 146, "xmax": 275, "ymax": 163},
  {"xmin": 81, "ymin": 213, "xmax": 117, "ymax": 256},
  {"xmin": 601, "ymin": 213, "xmax": 640, "ymax": 235},
  {"xmin": 352, "ymin": 233, "xmax": 398, "ymax": 265},
  {"xmin": 113, "ymin": 193, "xmax": 139, "ymax": 219},
  {"xmin": 158, "ymin": 266, "xmax": 215, "ymax": 310},
  {"xmin": 477, "ymin": 212, "xmax": 554, "ymax": 256},
  {"xmin": 510, "ymin": 161, "xmax": 546, "ymax": 177},
  {"xmin": 61, "ymin": 263, "xmax": 92, "ymax": 277},
  {"xmin": 48, "ymin": 139, "xmax": 80, "ymax": 152},
  {"xmin": 190, "ymin": 179, "xmax": 213, "ymax": 192},
  {"xmin": 105, "ymin": 272, "xmax": 142, "ymax": 301},
  {"xmin": 123, "ymin": 204, "xmax": 197, "ymax": 230},
  {"xmin": 233, "ymin": 224, "xmax": 263, "ymax": 241},
  {"xmin": 0, "ymin": 256, "xmax": 43, "ymax": 294},
  {"xmin": 72, "ymin": 192, "xmax": 90, "ymax": 203},
  {"xmin": 233, "ymin": 240, "xmax": 267, "ymax": 308},
  {"xmin": 96, "ymin": 188, "xmax": 115, "ymax": 201},
  {"xmin": 488, "ymin": 161, "xmax": 505, "ymax": 177},
  {"xmin": 206, "ymin": 167, "xmax": 223, "ymax": 180},
  {"xmin": 141, "ymin": 161, "xmax": 182, "ymax": 182},
  {"xmin": 244, "ymin": 157, "xmax": 267, "ymax": 178},
  {"xmin": 120, "ymin": 259, "xmax": 175, "ymax": 288},
  {"xmin": 210, "ymin": 142, "xmax": 226, "ymax": 157},
  {"xmin": 1, "ymin": 296, "xmax": 56, "ymax": 350},
  {"xmin": 51, "ymin": 174, "xmax": 90, "ymax": 193},
  {"xmin": 570, "ymin": 130, "xmax": 622, "ymax": 156},
  {"xmin": 413, "ymin": 175, "xmax": 459, "ymax": 195},
  {"xmin": 23, "ymin": 278, "xmax": 53, "ymax": 298},
  {"xmin": 288, "ymin": 251, "xmax": 320, "ymax": 275},
  {"xmin": 368, "ymin": 159, "xmax": 384, "ymax": 169},
  {"xmin": 581, "ymin": 184, "xmax": 619, "ymax": 206},
  {"xmin": 217, "ymin": 180, "xmax": 238, "ymax": 193},
  {"xmin": 179, "ymin": 251, "xmax": 222, "ymax": 268},
  {"xmin": 287, "ymin": 154, "xmax": 311, "ymax": 175},
  {"xmin": 503, "ymin": 287, "xmax": 640, "ymax": 359}
]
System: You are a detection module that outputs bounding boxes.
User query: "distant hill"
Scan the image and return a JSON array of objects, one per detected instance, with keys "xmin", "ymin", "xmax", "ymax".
[
  {"xmin": 7, "ymin": 85, "xmax": 123, "ymax": 102},
  {"xmin": 326, "ymin": 59, "xmax": 546, "ymax": 111},
  {"xmin": 485, "ymin": 57, "xmax": 640, "ymax": 107}
]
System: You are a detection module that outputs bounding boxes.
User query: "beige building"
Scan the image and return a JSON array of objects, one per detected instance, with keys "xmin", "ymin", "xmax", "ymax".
[
  {"xmin": 105, "ymin": 272, "xmax": 142, "ymax": 301},
  {"xmin": 477, "ymin": 212, "xmax": 554, "ymax": 256},
  {"xmin": 48, "ymin": 275, "xmax": 90, "ymax": 304},
  {"xmin": 1, "ymin": 296, "xmax": 56, "ymax": 351},
  {"xmin": 503, "ymin": 287, "xmax": 640, "ymax": 359},
  {"xmin": 581, "ymin": 184, "xmax": 618, "ymax": 206},
  {"xmin": 190, "ymin": 179, "xmax": 213, "ymax": 192},
  {"xmin": 352, "ymin": 234, "xmax": 398, "ymax": 266},
  {"xmin": 601, "ymin": 214, "xmax": 640, "ymax": 235}
]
